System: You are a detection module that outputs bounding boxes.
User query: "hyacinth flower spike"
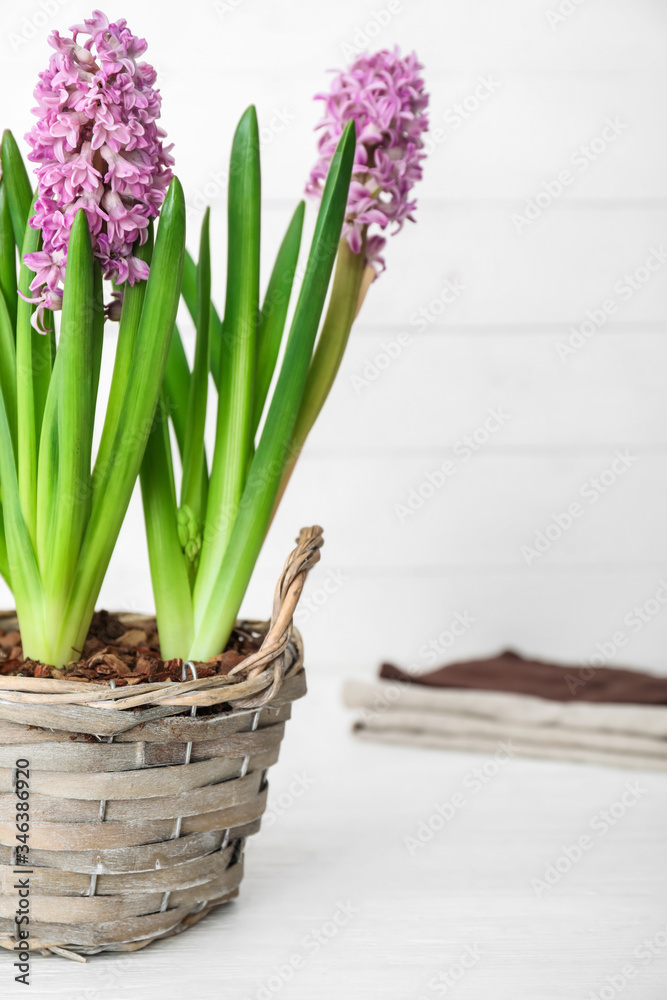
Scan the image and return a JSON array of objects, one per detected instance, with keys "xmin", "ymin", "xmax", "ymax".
[
  {"xmin": 0, "ymin": 11, "xmax": 184, "ymax": 666},
  {"xmin": 276, "ymin": 48, "xmax": 429, "ymax": 503}
]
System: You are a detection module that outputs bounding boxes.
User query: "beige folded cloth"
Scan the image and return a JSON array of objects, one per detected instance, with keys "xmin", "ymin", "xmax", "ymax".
[{"xmin": 343, "ymin": 679, "xmax": 667, "ymax": 771}]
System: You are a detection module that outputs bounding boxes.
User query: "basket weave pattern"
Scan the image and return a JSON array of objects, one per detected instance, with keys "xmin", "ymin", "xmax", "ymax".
[{"xmin": 0, "ymin": 526, "xmax": 323, "ymax": 959}]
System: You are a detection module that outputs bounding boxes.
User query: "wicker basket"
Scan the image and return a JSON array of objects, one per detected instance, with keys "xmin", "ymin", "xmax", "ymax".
[{"xmin": 0, "ymin": 526, "xmax": 323, "ymax": 960}]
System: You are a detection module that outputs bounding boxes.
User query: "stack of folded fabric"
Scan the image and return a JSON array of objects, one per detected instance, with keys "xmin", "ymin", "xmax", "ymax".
[{"xmin": 342, "ymin": 650, "xmax": 667, "ymax": 771}]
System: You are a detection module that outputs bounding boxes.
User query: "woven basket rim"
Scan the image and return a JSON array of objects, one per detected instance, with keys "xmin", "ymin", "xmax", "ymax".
[{"xmin": 0, "ymin": 526, "xmax": 323, "ymax": 714}]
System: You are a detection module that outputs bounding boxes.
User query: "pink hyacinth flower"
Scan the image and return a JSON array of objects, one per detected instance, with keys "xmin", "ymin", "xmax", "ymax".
[
  {"xmin": 307, "ymin": 48, "xmax": 429, "ymax": 275},
  {"xmin": 23, "ymin": 9, "xmax": 174, "ymax": 331}
]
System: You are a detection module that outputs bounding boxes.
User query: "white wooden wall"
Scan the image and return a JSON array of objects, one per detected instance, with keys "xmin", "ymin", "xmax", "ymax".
[{"xmin": 0, "ymin": 0, "xmax": 665, "ymax": 675}]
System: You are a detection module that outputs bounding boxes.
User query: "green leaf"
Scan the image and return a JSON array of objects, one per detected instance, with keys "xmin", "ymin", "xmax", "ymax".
[
  {"xmin": 182, "ymin": 249, "xmax": 197, "ymax": 323},
  {"xmin": 164, "ymin": 323, "xmax": 191, "ymax": 455},
  {"xmin": 140, "ymin": 397, "xmax": 194, "ymax": 658},
  {"xmin": 0, "ymin": 509, "xmax": 10, "ymax": 587},
  {"xmin": 15, "ymin": 193, "xmax": 52, "ymax": 545},
  {"xmin": 0, "ymin": 131, "xmax": 32, "ymax": 249},
  {"xmin": 34, "ymin": 357, "xmax": 59, "ymax": 578},
  {"xmin": 0, "ymin": 181, "xmax": 17, "ymax": 330},
  {"xmin": 194, "ymin": 106, "xmax": 261, "ymax": 628},
  {"xmin": 189, "ymin": 120, "xmax": 356, "ymax": 660},
  {"xmin": 93, "ymin": 225, "xmax": 153, "ymax": 482},
  {"xmin": 252, "ymin": 200, "xmax": 304, "ymax": 437},
  {"xmin": 0, "ymin": 290, "xmax": 17, "ymax": 454},
  {"xmin": 90, "ymin": 262, "xmax": 105, "ymax": 409},
  {"xmin": 0, "ymin": 379, "xmax": 45, "ymax": 660},
  {"xmin": 182, "ymin": 249, "xmax": 223, "ymax": 390},
  {"xmin": 180, "ymin": 207, "xmax": 210, "ymax": 521}
]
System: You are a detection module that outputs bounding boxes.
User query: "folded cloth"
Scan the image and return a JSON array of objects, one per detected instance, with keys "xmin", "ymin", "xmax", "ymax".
[
  {"xmin": 380, "ymin": 649, "xmax": 667, "ymax": 704},
  {"xmin": 344, "ymin": 650, "xmax": 667, "ymax": 771}
]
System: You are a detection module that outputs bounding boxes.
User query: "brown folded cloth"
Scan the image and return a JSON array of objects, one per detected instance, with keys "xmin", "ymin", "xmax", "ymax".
[{"xmin": 380, "ymin": 649, "xmax": 667, "ymax": 705}]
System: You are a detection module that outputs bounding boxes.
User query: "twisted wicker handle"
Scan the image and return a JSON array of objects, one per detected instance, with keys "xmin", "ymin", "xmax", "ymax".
[
  {"xmin": 232, "ymin": 525, "xmax": 323, "ymax": 669},
  {"xmin": 225, "ymin": 524, "xmax": 324, "ymax": 705}
]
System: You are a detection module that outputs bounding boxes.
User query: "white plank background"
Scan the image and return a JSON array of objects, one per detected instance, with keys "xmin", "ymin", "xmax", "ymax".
[
  {"xmin": 0, "ymin": 0, "xmax": 665, "ymax": 676},
  {"xmin": 0, "ymin": 2, "xmax": 666, "ymax": 997}
]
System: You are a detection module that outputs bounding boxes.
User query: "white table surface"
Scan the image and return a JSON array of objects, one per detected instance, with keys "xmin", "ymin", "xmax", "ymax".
[{"xmin": 2, "ymin": 673, "xmax": 666, "ymax": 1000}]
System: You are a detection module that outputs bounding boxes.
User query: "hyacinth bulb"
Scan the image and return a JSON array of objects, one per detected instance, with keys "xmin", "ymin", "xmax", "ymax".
[
  {"xmin": 307, "ymin": 48, "xmax": 429, "ymax": 275},
  {"xmin": 22, "ymin": 9, "xmax": 173, "ymax": 331}
]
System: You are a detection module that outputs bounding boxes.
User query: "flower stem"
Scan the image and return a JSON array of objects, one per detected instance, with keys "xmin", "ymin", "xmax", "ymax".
[{"xmin": 274, "ymin": 236, "xmax": 367, "ymax": 510}]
